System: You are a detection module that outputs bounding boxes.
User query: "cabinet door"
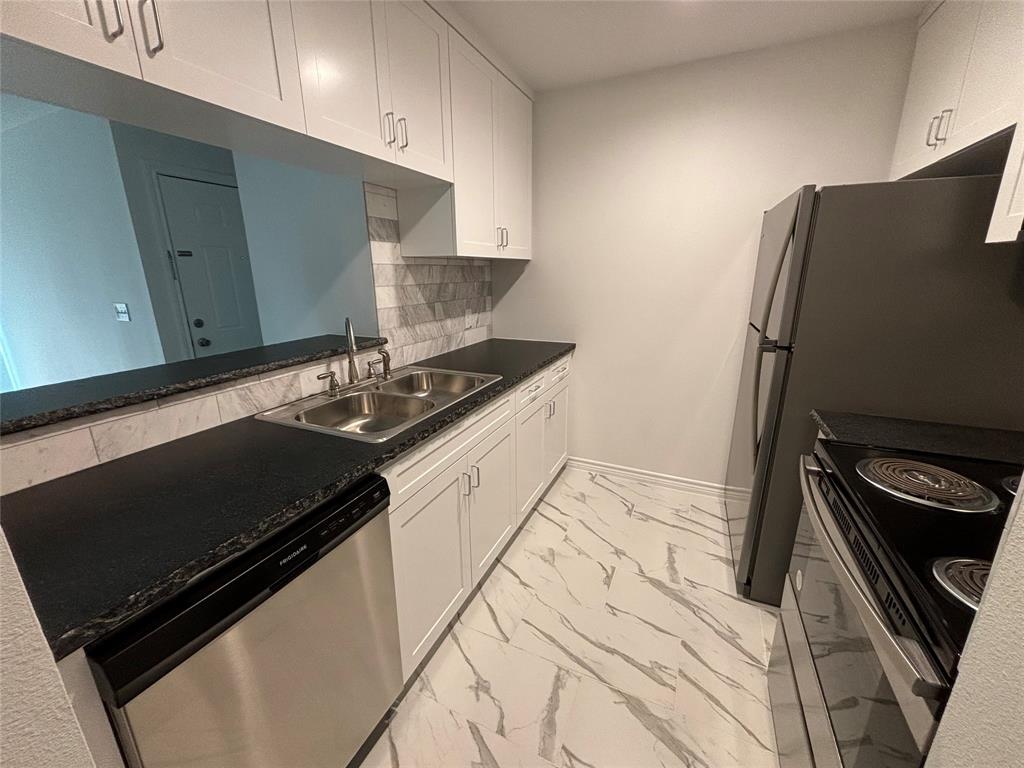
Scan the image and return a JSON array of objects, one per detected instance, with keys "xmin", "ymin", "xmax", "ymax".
[
  {"xmin": 986, "ymin": 99, "xmax": 1024, "ymax": 243},
  {"xmin": 389, "ymin": 459, "xmax": 470, "ymax": 679},
  {"xmin": 516, "ymin": 397, "xmax": 547, "ymax": 523},
  {"xmin": 543, "ymin": 383, "xmax": 569, "ymax": 481},
  {"xmin": 449, "ymin": 33, "xmax": 500, "ymax": 258},
  {"xmin": 890, "ymin": 1, "xmax": 980, "ymax": 178},
  {"xmin": 381, "ymin": 0, "xmax": 452, "ymax": 180},
  {"xmin": 128, "ymin": 0, "xmax": 305, "ymax": 131},
  {"xmin": 292, "ymin": 0, "xmax": 394, "ymax": 161},
  {"xmin": 1, "ymin": 0, "xmax": 141, "ymax": 77},
  {"xmin": 949, "ymin": 1, "xmax": 1023, "ymax": 144},
  {"xmin": 496, "ymin": 76, "xmax": 533, "ymax": 260},
  {"xmin": 467, "ymin": 418, "xmax": 516, "ymax": 584}
]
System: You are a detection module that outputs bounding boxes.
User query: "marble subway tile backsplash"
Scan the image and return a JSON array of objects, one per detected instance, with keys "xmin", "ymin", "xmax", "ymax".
[
  {"xmin": 0, "ymin": 348, "xmax": 384, "ymax": 496},
  {"xmin": 364, "ymin": 183, "xmax": 492, "ymax": 368}
]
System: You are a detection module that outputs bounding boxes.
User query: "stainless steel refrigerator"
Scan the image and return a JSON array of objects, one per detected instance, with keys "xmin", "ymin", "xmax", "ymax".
[{"xmin": 725, "ymin": 173, "xmax": 1024, "ymax": 605}]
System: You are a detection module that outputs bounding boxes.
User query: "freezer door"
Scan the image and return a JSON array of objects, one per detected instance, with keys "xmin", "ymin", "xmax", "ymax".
[
  {"xmin": 748, "ymin": 186, "xmax": 816, "ymax": 345},
  {"xmin": 725, "ymin": 324, "xmax": 792, "ymax": 587}
]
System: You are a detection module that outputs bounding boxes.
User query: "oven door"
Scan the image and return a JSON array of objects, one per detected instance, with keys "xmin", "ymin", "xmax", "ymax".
[{"xmin": 781, "ymin": 456, "xmax": 940, "ymax": 767}]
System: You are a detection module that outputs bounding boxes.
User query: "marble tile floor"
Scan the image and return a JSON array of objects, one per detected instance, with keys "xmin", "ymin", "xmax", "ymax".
[{"xmin": 360, "ymin": 467, "xmax": 780, "ymax": 768}]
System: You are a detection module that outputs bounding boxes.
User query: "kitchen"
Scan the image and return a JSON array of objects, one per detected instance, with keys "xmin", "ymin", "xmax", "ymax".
[{"xmin": 0, "ymin": 1, "xmax": 1021, "ymax": 767}]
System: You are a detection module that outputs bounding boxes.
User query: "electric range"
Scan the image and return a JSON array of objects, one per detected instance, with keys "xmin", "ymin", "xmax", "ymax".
[
  {"xmin": 816, "ymin": 440, "xmax": 1018, "ymax": 680},
  {"xmin": 769, "ymin": 438, "xmax": 1020, "ymax": 768}
]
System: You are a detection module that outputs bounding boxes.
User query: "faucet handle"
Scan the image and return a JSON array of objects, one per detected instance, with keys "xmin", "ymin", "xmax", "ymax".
[
  {"xmin": 367, "ymin": 358, "xmax": 384, "ymax": 381},
  {"xmin": 317, "ymin": 370, "xmax": 341, "ymax": 395}
]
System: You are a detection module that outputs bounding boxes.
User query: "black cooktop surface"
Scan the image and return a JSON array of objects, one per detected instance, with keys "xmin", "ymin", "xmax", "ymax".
[{"xmin": 818, "ymin": 440, "xmax": 1019, "ymax": 674}]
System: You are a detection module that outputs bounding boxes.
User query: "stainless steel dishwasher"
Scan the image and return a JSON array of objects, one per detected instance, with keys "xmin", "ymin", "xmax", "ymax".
[{"xmin": 87, "ymin": 474, "xmax": 402, "ymax": 768}]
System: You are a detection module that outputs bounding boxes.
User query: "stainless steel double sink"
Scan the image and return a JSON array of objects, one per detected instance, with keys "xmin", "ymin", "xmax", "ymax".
[{"xmin": 257, "ymin": 367, "xmax": 502, "ymax": 443}]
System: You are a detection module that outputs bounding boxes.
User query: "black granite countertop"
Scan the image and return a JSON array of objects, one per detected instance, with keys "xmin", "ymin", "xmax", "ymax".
[
  {"xmin": 811, "ymin": 410, "xmax": 1024, "ymax": 465},
  {"xmin": 0, "ymin": 334, "xmax": 387, "ymax": 435},
  {"xmin": 0, "ymin": 338, "xmax": 575, "ymax": 659}
]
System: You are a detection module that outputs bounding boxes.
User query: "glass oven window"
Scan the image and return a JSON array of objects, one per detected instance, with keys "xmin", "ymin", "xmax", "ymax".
[{"xmin": 790, "ymin": 505, "xmax": 923, "ymax": 767}]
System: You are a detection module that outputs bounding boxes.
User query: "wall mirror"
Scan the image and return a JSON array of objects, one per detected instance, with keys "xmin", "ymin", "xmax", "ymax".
[{"xmin": 0, "ymin": 92, "xmax": 379, "ymax": 416}]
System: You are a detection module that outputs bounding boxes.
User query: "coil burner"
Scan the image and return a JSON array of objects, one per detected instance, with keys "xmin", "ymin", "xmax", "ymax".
[
  {"xmin": 856, "ymin": 458, "xmax": 999, "ymax": 513},
  {"xmin": 932, "ymin": 557, "xmax": 990, "ymax": 610}
]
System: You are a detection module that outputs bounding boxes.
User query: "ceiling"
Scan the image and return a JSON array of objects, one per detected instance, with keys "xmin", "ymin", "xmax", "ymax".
[{"xmin": 453, "ymin": 0, "xmax": 926, "ymax": 92}]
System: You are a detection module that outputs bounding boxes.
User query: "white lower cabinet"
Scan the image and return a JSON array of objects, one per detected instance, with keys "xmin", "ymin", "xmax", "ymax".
[
  {"xmin": 466, "ymin": 418, "xmax": 516, "ymax": 583},
  {"xmin": 386, "ymin": 356, "xmax": 572, "ymax": 681},
  {"xmin": 388, "ymin": 459, "xmax": 471, "ymax": 678},
  {"xmin": 543, "ymin": 383, "xmax": 570, "ymax": 481},
  {"xmin": 516, "ymin": 397, "xmax": 548, "ymax": 523}
]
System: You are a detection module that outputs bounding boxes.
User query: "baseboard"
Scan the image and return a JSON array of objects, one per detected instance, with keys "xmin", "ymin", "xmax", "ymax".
[{"xmin": 565, "ymin": 456, "xmax": 745, "ymax": 502}]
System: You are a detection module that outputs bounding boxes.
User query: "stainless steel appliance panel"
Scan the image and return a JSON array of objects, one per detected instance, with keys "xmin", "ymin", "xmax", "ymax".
[
  {"xmin": 740, "ymin": 174, "xmax": 1024, "ymax": 605},
  {"xmin": 788, "ymin": 494, "xmax": 925, "ymax": 767},
  {"xmin": 747, "ymin": 185, "xmax": 816, "ymax": 342},
  {"xmin": 767, "ymin": 606, "xmax": 814, "ymax": 768},
  {"xmin": 726, "ymin": 324, "xmax": 792, "ymax": 579},
  {"xmin": 118, "ymin": 510, "xmax": 402, "ymax": 768}
]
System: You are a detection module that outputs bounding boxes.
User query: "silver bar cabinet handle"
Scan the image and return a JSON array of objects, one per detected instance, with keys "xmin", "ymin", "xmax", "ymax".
[
  {"xmin": 935, "ymin": 108, "xmax": 953, "ymax": 144},
  {"xmin": 497, "ymin": 227, "xmax": 503, "ymax": 248},
  {"xmin": 108, "ymin": 0, "xmax": 125, "ymax": 38},
  {"xmin": 397, "ymin": 117, "xmax": 409, "ymax": 149},
  {"xmin": 142, "ymin": 0, "xmax": 165, "ymax": 54},
  {"xmin": 925, "ymin": 115, "xmax": 939, "ymax": 148},
  {"xmin": 383, "ymin": 112, "xmax": 396, "ymax": 146},
  {"xmin": 470, "ymin": 465, "xmax": 480, "ymax": 488},
  {"xmin": 462, "ymin": 472, "xmax": 472, "ymax": 496},
  {"xmin": 503, "ymin": 227, "xmax": 509, "ymax": 247}
]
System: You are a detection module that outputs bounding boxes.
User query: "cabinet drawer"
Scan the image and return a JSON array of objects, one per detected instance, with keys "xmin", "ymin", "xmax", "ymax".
[
  {"xmin": 547, "ymin": 356, "xmax": 572, "ymax": 386},
  {"xmin": 515, "ymin": 371, "xmax": 547, "ymax": 410},
  {"xmin": 381, "ymin": 393, "xmax": 513, "ymax": 510}
]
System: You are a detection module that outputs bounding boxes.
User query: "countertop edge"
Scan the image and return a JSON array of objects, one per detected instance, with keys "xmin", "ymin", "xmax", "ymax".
[
  {"xmin": 0, "ymin": 336, "xmax": 389, "ymax": 436},
  {"xmin": 40, "ymin": 340, "xmax": 576, "ymax": 659}
]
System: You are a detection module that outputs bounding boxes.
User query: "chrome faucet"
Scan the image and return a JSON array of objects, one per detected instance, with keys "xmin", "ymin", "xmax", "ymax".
[
  {"xmin": 344, "ymin": 317, "xmax": 360, "ymax": 383},
  {"xmin": 367, "ymin": 349, "xmax": 392, "ymax": 384}
]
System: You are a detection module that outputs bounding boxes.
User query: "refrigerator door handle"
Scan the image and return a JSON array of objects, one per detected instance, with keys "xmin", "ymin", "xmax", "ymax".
[{"xmin": 750, "ymin": 203, "xmax": 799, "ymax": 462}]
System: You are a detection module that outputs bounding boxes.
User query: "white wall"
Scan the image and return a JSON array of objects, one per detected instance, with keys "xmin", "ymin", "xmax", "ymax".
[
  {"xmin": 0, "ymin": 96, "xmax": 164, "ymax": 391},
  {"xmin": 927, "ymin": 485, "xmax": 1024, "ymax": 767},
  {"xmin": 0, "ymin": 534, "xmax": 96, "ymax": 768},
  {"xmin": 234, "ymin": 153, "xmax": 379, "ymax": 344},
  {"xmin": 492, "ymin": 21, "xmax": 916, "ymax": 484}
]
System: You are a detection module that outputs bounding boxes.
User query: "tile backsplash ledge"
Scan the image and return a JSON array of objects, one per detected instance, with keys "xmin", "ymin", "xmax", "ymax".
[{"xmin": 0, "ymin": 349, "xmax": 384, "ymax": 495}]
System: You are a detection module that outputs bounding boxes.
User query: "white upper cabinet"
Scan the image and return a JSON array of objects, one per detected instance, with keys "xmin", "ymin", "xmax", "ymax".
[
  {"xmin": 449, "ymin": 33, "xmax": 500, "ymax": 258},
  {"xmin": 449, "ymin": 33, "xmax": 534, "ymax": 260},
  {"xmin": 127, "ymin": 0, "xmax": 305, "ymax": 131},
  {"xmin": 950, "ymin": 1, "xmax": 1024, "ymax": 145},
  {"xmin": 496, "ymin": 76, "xmax": 533, "ymax": 259},
  {"xmin": 378, "ymin": 0, "xmax": 453, "ymax": 180},
  {"xmin": 890, "ymin": 1, "xmax": 979, "ymax": 178},
  {"xmin": 890, "ymin": 1, "xmax": 1023, "ymax": 180},
  {"xmin": 987, "ymin": 97, "xmax": 1024, "ymax": 243},
  {"xmin": 1, "ymin": 0, "xmax": 142, "ymax": 77},
  {"xmin": 291, "ymin": 0, "xmax": 394, "ymax": 162}
]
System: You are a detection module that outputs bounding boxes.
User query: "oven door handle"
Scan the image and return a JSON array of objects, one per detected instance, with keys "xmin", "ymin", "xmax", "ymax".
[{"xmin": 799, "ymin": 456, "xmax": 946, "ymax": 702}]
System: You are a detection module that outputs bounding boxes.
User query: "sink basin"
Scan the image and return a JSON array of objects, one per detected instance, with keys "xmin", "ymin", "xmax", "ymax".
[
  {"xmin": 378, "ymin": 370, "xmax": 489, "ymax": 399},
  {"xmin": 295, "ymin": 392, "xmax": 434, "ymax": 435},
  {"xmin": 257, "ymin": 365, "xmax": 502, "ymax": 443}
]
